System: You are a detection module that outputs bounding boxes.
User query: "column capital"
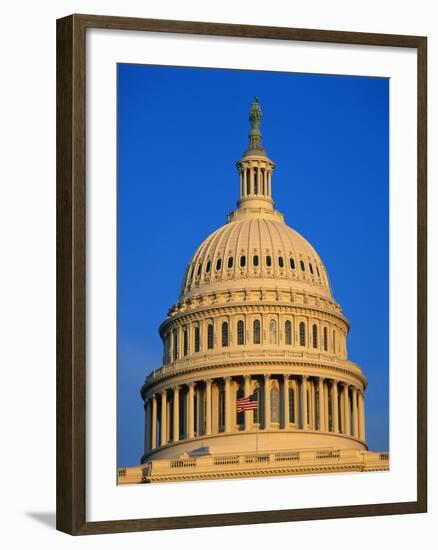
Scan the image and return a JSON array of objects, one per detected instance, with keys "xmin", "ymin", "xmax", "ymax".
[
  {"xmin": 224, "ymin": 376, "xmax": 231, "ymax": 383},
  {"xmin": 264, "ymin": 373, "xmax": 270, "ymax": 380},
  {"xmin": 244, "ymin": 374, "xmax": 251, "ymax": 381},
  {"xmin": 205, "ymin": 378, "xmax": 212, "ymax": 385},
  {"xmin": 161, "ymin": 388, "xmax": 167, "ymax": 396},
  {"xmin": 173, "ymin": 385, "xmax": 180, "ymax": 392},
  {"xmin": 188, "ymin": 381, "xmax": 196, "ymax": 389},
  {"xmin": 283, "ymin": 373, "xmax": 290, "ymax": 381},
  {"xmin": 302, "ymin": 374, "xmax": 308, "ymax": 381}
]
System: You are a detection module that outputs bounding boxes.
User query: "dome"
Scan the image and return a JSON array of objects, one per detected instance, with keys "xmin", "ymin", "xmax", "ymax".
[
  {"xmin": 139, "ymin": 98, "xmax": 370, "ymax": 475},
  {"xmin": 181, "ymin": 212, "xmax": 332, "ymax": 300}
]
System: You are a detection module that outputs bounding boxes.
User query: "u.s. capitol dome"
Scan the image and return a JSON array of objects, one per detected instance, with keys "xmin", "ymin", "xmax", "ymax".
[{"xmin": 133, "ymin": 99, "xmax": 388, "ymax": 484}]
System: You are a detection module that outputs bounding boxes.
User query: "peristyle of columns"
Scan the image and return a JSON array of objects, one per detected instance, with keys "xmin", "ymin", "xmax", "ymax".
[{"xmin": 143, "ymin": 375, "xmax": 366, "ymax": 454}]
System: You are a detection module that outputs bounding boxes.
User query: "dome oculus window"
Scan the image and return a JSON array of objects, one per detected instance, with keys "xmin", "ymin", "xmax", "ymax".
[
  {"xmin": 221, "ymin": 322, "xmax": 229, "ymax": 347},
  {"xmin": 227, "ymin": 257, "xmax": 234, "ymax": 269},
  {"xmin": 240, "ymin": 255, "xmax": 246, "ymax": 267},
  {"xmin": 237, "ymin": 320, "xmax": 245, "ymax": 345},
  {"xmin": 299, "ymin": 322, "xmax": 306, "ymax": 346},
  {"xmin": 266, "ymin": 255, "xmax": 272, "ymax": 267},
  {"xmin": 207, "ymin": 324, "xmax": 214, "ymax": 349},
  {"xmin": 253, "ymin": 319, "xmax": 261, "ymax": 344}
]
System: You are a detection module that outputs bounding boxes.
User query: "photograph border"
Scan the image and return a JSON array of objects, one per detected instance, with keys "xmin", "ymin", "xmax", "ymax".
[{"xmin": 56, "ymin": 13, "xmax": 427, "ymax": 535}]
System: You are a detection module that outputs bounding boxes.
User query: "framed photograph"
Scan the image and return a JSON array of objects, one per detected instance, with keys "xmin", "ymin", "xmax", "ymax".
[{"xmin": 56, "ymin": 14, "xmax": 427, "ymax": 535}]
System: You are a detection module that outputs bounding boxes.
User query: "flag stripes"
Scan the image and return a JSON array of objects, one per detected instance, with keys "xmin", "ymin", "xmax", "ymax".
[{"xmin": 236, "ymin": 394, "xmax": 258, "ymax": 413}]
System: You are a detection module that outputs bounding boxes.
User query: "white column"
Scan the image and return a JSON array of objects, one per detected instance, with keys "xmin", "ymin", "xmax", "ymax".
[
  {"xmin": 343, "ymin": 384, "xmax": 351, "ymax": 435},
  {"xmin": 224, "ymin": 377, "xmax": 231, "ymax": 433},
  {"xmin": 318, "ymin": 377, "xmax": 325, "ymax": 431},
  {"xmin": 160, "ymin": 390, "xmax": 167, "ymax": 446},
  {"xmin": 352, "ymin": 387, "xmax": 359, "ymax": 437},
  {"xmin": 332, "ymin": 380, "xmax": 339, "ymax": 434},
  {"xmin": 301, "ymin": 375, "xmax": 308, "ymax": 430},
  {"xmin": 358, "ymin": 390, "xmax": 366, "ymax": 441},
  {"xmin": 206, "ymin": 379, "xmax": 212, "ymax": 436},
  {"xmin": 310, "ymin": 380, "xmax": 315, "ymax": 429},
  {"xmin": 244, "ymin": 375, "xmax": 251, "ymax": 431},
  {"xmin": 264, "ymin": 374, "xmax": 271, "ymax": 429},
  {"xmin": 188, "ymin": 382, "xmax": 195, "ymax": 438},
  {"xmin": 173, "ymin": 386, "xmax": 180, "ymax": 442},
  {"xmin": 283, "ymin": 374, "xmax": 290, "ymax": 429},
  {"xmin": 323, "ymin": 382, "xmax": 329, "ymax": 431},
  {"xmin": 151, "ymin": 394, "xmax": 157, "ymax": 449}
]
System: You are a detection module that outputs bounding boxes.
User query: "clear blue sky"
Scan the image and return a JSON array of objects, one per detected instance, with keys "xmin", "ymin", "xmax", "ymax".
[{"xmin": 117, "ymin": 64, "xmax": 389, "ymax": 467}]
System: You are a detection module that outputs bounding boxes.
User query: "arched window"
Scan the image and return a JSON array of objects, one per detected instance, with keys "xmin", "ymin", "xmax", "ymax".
[
  {"xmin": 197, "ymin": 263, "xmax": 202, "ymax": 277},
  {"xmin": 207, "ymin": 324, "xmax": 214, "ymax": 349},
  {"xmin": 288, "ymin": 386, "xmax": 296, "ymax": 423},
  {"xmin": 270, "ymin": 384, "xmax": 280, "ymax": 423},
  {"xmin": 253, "ymin": 319, "xmax": 261, "ymax": 344},
  {"xmin": 240, "ymin": 255, "xmax": 246, "ymax": 267},
  {"xmin": 269, "ymin": 319, "xmax": 277, "ymax": 344},
  {"xmin": 285, "ymin": 320, "xmax": 292, "ymax": 345},
  {"xmin": 299, "ymin": 322, "xmax": 305, "ymax": 346},
  {"xmin": 246, "ymin": 169, "xmax": 250, "ymax": 195},
  {"xmin": 183, "ymin": 328, "xmax": 188, "ymax": 356},
  {"xmin": 316, "ymin": 265, "xmax": 320, "ymax": 277},
  {"xmin": 206, "ymin": 260, "xmax": 211, "ymax": 273},
  {"xmin": 237, "ymin": 320, "xmax": 245, "ymax": 345},
  {"xmin": 172, "ymin": 330, "xmax": 178, "ymax": 360},
  {"xmin": 332, "ymin": 330, "xmax": 336, "ymax": 353},
  {"xmin": 194, "ymin": 325, "xmax": 200, "ymax": 353},
  {"xmin": 261, "ymin": 170, "xmax": 265, "ymax": 194},
  {"xmin": 323, "ymin": 327, "xmax": 328, "ymax": 351},
  {"xmin": 278, "ymin": 256, "xmax": 284, "ymax": 268},
  {"xmin": 309, "ymin": 263, "xmax": 314, "ymax": 274},
  {"xmin": 227, "ymin": 256, "xmax": 233, "ymax": 269},
  {"xmin": 266, "ymin": 255, "xmax": 272, "ymax": 267},
  {"xmin": 290, "ymin": 257, "xmax": 296, "ymax": 270},
  {"xmin": 216, "ymin": 258, "xmax": 222, "ymax": 271},
  {"xmin": 254, "ymin": 170, "xmax": 258, "ymax": 194},
  {"xmin": 221, "ymin": 322, "xmax": 229, "ymax": 347},
  {"xmin": 300, "ymin": 260, "xmax": 305, "ymax": 271},
  {"xmin": 312, "ymin": 324, "xmax": 318, "ymax": 348},
  {"xmin": 253, "ymin": 255, "xmax": 259, "ymax": 267}
]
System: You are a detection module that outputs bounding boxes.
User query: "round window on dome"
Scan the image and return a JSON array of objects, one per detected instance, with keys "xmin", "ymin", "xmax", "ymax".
[
  {"xmin": 253, "ymin": 255, "xmax": 259, "ymax": 267},
  {"xmin": 266, "ymin": 255, "xmax": 272, "ymax": 267},
  {"xmin": 227, "ymin": 257, "xmax": 234, "ymax": 269},
  {"xmin": 300, "ymin": 260, "xmax": 305, "ymax": 272},
  {"xmin": 278, "ymin": 256, "xmax": 284, "ymax": 268},
  {"xmin": 216, "ymin": 258, "xmax": 222, "ymax": 271},
  {"xmin": 240, "ymin": 255, "xmax": 246, "ymax": 267},
  {"xmin": 290, "ymin": 257, "xmax": 295, "ymax": 270},
  {"xmin": 197, "ymin": 263, "xmax": 202, "ymax": 276},
  {"xmin": 206, "ymin": 260, "xmax": 211, "ymax": 273}
]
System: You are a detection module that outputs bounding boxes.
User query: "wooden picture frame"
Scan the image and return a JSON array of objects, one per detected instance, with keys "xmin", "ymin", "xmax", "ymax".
[{"xmin": 56, "ymin": 13, "xmax": 427, "ymax": 535}]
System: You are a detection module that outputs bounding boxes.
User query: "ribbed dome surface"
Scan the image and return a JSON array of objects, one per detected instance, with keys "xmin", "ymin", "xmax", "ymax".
[{"xmin": 181, "ymin": 214, "xmax": 332, "ymax": 299}]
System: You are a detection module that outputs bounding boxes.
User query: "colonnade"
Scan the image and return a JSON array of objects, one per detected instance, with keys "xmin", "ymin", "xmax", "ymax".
[
  {"xmin": 239, "ymin": 165, "xmax": 272, "ymax": 198},
  {"xmin": 143, "ymin": 374, "xmax": 366, "ymax": 454}
]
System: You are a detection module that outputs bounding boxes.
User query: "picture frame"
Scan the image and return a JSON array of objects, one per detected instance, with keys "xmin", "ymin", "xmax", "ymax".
[{"xmin": 56, "ymin": 13, "xmax": 427, "ymax": 535}]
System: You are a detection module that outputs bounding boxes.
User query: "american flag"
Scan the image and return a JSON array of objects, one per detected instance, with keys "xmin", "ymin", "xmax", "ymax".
[{"xmin": 236, "ymin": 393, "xmax": 258, "ymax": 413}]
